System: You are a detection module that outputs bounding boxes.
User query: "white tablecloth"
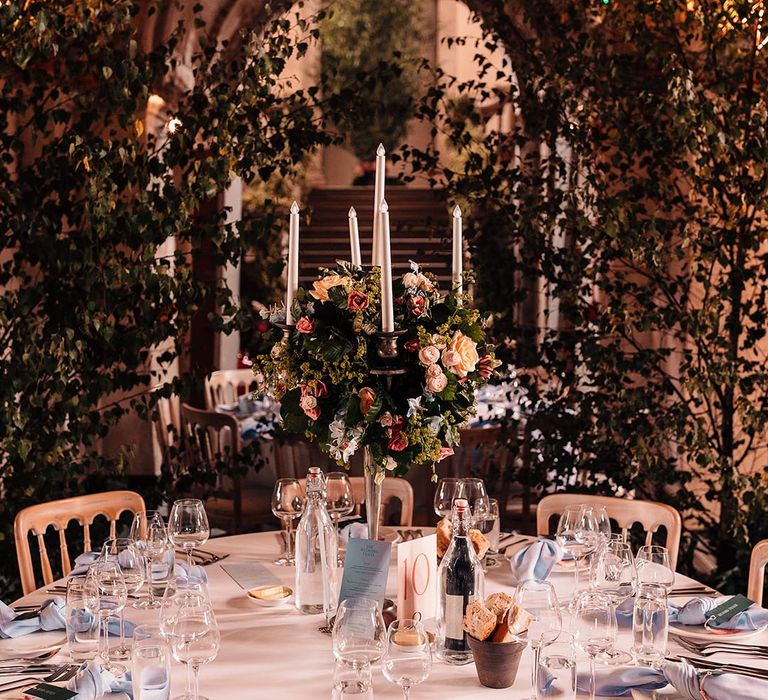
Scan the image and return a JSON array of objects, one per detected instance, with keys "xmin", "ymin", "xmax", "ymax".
[{"xmin": 12, "ymin": 531, "xmax": 765, "ymax": 699}]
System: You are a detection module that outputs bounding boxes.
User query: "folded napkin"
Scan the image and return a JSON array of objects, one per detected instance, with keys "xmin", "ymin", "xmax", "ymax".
[
  {"xmin": 616, "ymin": 595, "xmax": 768, "ymax": 630},
  {"xmin": 69, "ymin": 660, "xmax": 170, "ymax": 700},
  {"xmin": 339, "ymin": 522, "xmax": 368, "ymax": 543},
  {"xmin": 0, "ymin": 598, "xmax": 66, "ymax": 639},
  {"xmin": 576, "ymin": 661, "xmax": 768, "ymax": 699},
  {"xmin": 70, "ymin": 551, "xmax": 101, "ymax": 577},
  {"xmin": 174, "ymin": 561, "xmax": 208, "ymax": 586},
  {"xmin": 508, "ymin": 539, "xmax": 563, "ymax": 584},
  {"xmin": 240, "ymin": 416, "xmax": 273, "ymax": 440}
]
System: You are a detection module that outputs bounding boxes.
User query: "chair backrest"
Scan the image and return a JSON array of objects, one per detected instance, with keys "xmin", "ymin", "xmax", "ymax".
[
  {"xmin": 14, "ymin": 490, "xmax": 146, "ymax": 595},
  {"xmin": 536, "ymin": 493, "xmax": 682, "ymax": 569},
  {"xmin": 748, "ymin": 539, "xmax": 768, "ymax": 606},
  {"xmin": 204, "ymin": 369, "xmax": 259, "ymax": 410},
  {"xmin": 299, "ymin": 475, "xmax": 414, "ymax": 527},
  {"xmin": 153, "ymin": 393, "xmax": 180, "ymax": 467}
]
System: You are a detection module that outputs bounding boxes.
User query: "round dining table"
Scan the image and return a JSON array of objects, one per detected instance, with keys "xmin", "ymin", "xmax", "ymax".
[{"xmin": 10, "ymin": 530, "xmax": 760, "ymax": 699}]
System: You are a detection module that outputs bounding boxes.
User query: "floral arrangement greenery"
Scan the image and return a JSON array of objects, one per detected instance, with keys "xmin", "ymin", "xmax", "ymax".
[{"xmin": 252, "ymin": 263, "xmax": 499, "ymax": 477}]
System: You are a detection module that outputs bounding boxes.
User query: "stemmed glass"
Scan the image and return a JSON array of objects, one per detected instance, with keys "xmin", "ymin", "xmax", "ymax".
[
  {"xmin": 635, "ymin": 544, "xmax": 675, "ymax": 592},
  {"xmin": 326, "ymin": 471, "xmax": 355, "ymax": 527},
  {"xmin": 382, "ymin": 619, "xmax": 432, "ymax": 699},
  {"xmin": 169, "ymin": 599, "xmax": 220, "ymax": 700},
  {"xmin": 168, "ymin": 499, "xmax": 210, "ymax": 569},
  {"xmin": 433, "ymin": 478, "xmax": 461, "ymax": 520},
  {"xmin": 84, "ymin": 560, "xmax": 128, "ymax": 675},
  {"xmin": 555, "ymin": 505, "xmax": 600, "ymax": 602},
  {"xmin": 456, "ymin": 477, "xmax": 489, "ymax": 523},
  {"xmin": 332, "ymin": 597, "xmax": 386, "ymax": 684},
  {"xmin": 271, "ymin": 478, "xmax": 305, "ymax": 566},
  {"xmin": 473, "ymin": 497, "xmax": 500, "ymax": 567},
  {"xmin": 131, "ymin": 510, "xmax": 171, "ymax": 608},
  {"xmin": 101, "ymin": 537, "xmax": 145, "ymax": 660},
  {"xmin": 511, "ymin": 579, "xmax": 562, "ymax": 700},
  {"xmin": 591, "ymin": 540, "xmax": 637, "ymax": 664},
  {"xmin": 591, "ymin": 505, "xmax": 612, "ymax": 548},
  {"xmin": 574, "ymin": 592, "xmax": 612, "ymax": 700}
]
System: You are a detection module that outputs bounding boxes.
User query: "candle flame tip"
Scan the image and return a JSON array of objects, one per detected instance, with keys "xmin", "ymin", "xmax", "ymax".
[
  {"xmin": 290, "ymin": 201, "xmax": 299, "ymax": 214},
  {"xmin": 380, "ymin": 199, "xmax": 389, "ymax": 213},
  {"xmin": 453, "ymin": 204, "xmax": 462, "ymax": 217},
  {"xmin": 377, "ymin": 143, "xmax": 386, "ymax": 156},
  {"xmin": 348, "ymin": 206, "xmax": 357, "ymax": 217}
]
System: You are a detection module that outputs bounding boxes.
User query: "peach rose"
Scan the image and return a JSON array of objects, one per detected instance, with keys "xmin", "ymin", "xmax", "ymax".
[
  {"xmin": 418, "ymin": 346, "xmax": 440, "ymax": 366},
  {"xmin": 446, "ymin": 332, "xmax": 479, "ymax": 378},
  {"xmin": 442, "ymin": 349, "xmax": 460, "ymax": 367},
  {"xmin": 309, "ymin": 274, "xmax": 350, "ymax": 301},
  {"xmin": 426, "ymin": 372, "xmax": 448, "ymax": 393},
  {"xmin": 295, "ymin": 317, "xmax": 314, "ymax": 334},
  {"xmin": 359, "ymin": 387, "xmax": 376, "ymax": 416},
  {"xmin": 426, "ymin": 363, "xmax": 442, "ymax": 378},
  {"xmin": 437, "ymin": 446, "xmax": 455, "ymax": 462},
  {"xmin": 402, "ymin": 272, "xmax": 419, "ymax": 288}
]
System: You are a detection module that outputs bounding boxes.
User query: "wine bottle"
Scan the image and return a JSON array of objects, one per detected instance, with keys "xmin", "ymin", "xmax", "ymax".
[{"xmin": 436, "ymin": 497, "xmax": 484, "ymax": 664}]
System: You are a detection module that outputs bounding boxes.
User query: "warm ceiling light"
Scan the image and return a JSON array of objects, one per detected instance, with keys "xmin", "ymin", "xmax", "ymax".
[{"xmin": 167, "ymin": 117, "xmax": 182, "ymax": 133}]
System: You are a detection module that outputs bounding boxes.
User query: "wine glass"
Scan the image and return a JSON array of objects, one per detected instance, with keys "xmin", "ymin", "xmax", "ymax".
[
  {"xmin": 456, "ymin": 477, "xmax": 489, "ymax": 523},
  {"xmin": 382, "ymin": 619, "xmax": 432, "ymax": 699},
  {"xmin": 473, "ymin": 497, "xmax": 500, "ymax": 567},
  {"xmin": 591, "ymin": 540, "xmax": 637, "ymax": 664},
  {"xmin": 84, "ymin": 560, "xmax": 128, "ymax": 675},
  {"xmin": 169, "ymin": 600, "xmax": 220, "ymax": 700},
  {"xmin": 131, "ymin": 510, "xmax": 169, "ymax": 608},
  {"xmin": 271, "ymin": 478, "xmax": 305, "ymax": 566},
  {"xmin": 574, "ymin": 592, "xmax": 612, "ymax": 700},
  {"xmin": 511, "ymin": 579, "xmax": 562, "ymax": 700},
  {"xmin": 101, "ymin": 537, "xmax": 145, "ymax": 660},
  {"xmin": 635, "ymin": 544, "xmax": 675, "ymax": 592},
  {"xmin": 332, "ymin": 597, "xmax": 386, "ymax": 669},
  {"xmin": 591, "ymin": 505, "xmax": 612, "ymax": 548},
  {"xmin": 132, "ymin": 624, "xmax": 171, "ymax": 700},
  {"xmin": 433, "ymin": 478, "xmax": 461, "ymax": 520},
  {"xmin": 168, "ymin": 499, "xmax": 210, "ymax": 568},
  {"xmin": 555, "ymin": 505, "xmax": 599, "ymax": 601}
]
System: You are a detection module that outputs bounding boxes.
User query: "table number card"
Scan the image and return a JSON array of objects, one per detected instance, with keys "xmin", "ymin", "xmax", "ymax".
[
  {"xmin": 397, "ymin": 534, "xmax": 437, "ymax": 620},
  {"xmin": 338, "ymin": 537, "xmax": 392, "ymax": 607}
]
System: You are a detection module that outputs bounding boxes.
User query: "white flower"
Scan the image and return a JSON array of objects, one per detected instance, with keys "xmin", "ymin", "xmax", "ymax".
[
  {"xmin": 403, "ymin": 272, "xmax": 419, "ymax": 289},
  {"xmin": 406, "ymin": 397, "xmax": 422, "ymax": 417},
  {"xmin": 384, "ymin": 456, "xmax": 397, "ymax": 471}
]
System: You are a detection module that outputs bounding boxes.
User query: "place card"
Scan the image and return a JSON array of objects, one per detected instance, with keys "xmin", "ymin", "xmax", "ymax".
[
  {"xmin": 24, "ymin": 684, "xmax": 77, "ymax": 700},
  {"xmin": 708, "ymin": 593, "xmax": 754, "ymax": 626},
  {"xmin": 338, "ymin": 537, "xmax": 392, "ymax": 607},
  {"xmin": 397, "ymin": 533, "xmax": 437, "ymax": 620},
  {"xmin": 221, "ymin": 562, "xmax": 281, "ymax": 590}
]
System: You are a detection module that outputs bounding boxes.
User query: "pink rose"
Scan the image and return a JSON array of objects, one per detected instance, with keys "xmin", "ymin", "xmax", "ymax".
[
  {"xmin": 442, "ymin": 349, "xmax": 460, "ymax": 367},
  {"xmin": 388, "ymin": 431, "xmax": 408, "ymax": 452},
  {"xmin": 431, "ymin": 334, "xmax": 447, "ymax": 350},
  {"xmin": 304, "ymin": 406, "xmax": 321, "ymax": 420},
  {"xmin": 478, "ymin": 355, "xmax": 494, "ymax": 379},
  {"xmin": 403, "ymin": 339, "xmax": 419, "ymax": 353},
  {"xmin": 347, "ymin": 290, "xmax": 370, "ymax": 311},
  {"xmin": 426, "ymin": 363, "xmax": 442, "ymax": 377},
  {"xmin": 379, "ymin": 411, "xmax": 394, "ymax": 427},
  {"xmin": 409, "ymin": 295, "xmax": 425, "ymax": 316},
  {"xmin": 300, "ymin": 395, "xmax": 318, "ymax": 411},
  {"xmin": 437, "ymin": 446, "xmax": 455, "ymax": 462},
  {"xmin": 418, "ymin": 346, "xmax": 440, "ymax": 365},
  {"xmin": 296, "ymin": 317, "xmax": 314, "ymax": 334},
  {"xmin": 312, "ymin": 380, "xmax": 329, "ymax": 398},
  {"xmin": 426, "ymin": 372, "xmax": 448, "ymax": 393}
]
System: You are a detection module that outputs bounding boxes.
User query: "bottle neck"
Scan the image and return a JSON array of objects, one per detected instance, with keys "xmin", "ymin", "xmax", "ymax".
[{"xmin": 452, "ymin": 509, "xmax": 471, "ymax": 538}]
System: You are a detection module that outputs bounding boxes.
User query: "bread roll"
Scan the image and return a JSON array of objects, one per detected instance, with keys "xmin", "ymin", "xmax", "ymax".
[
  {"xmin": 462, "ymin": 600, "xmax": 498, "ymax": 641},
  {"xmin": 436, "ymin": 517, "xmax": 452, "ymax": 558},
  {"xmin": 468, "ymin": 529, "xmax": 490, "ymax": 559},
  {"xmin": 491, "ymin": 601, "xmax": 532, "ymax": 642},
  {"xmin": 485, "ymin": 591, "xmax": 515, "ymax": 619}
]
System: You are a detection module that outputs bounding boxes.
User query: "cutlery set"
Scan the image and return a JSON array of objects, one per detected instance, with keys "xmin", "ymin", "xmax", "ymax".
[
  {"xmin": 669, "ymin": 585, "xmax": 720, "ymax": 597},
  {"xmin": 0, "ymin": 663, "xmax": 80, "ymax": 694},
  {"xmin": 670, "ymin": 654, "xmax": 768, "ymax": 679},
  {"xmin": 177, "ymin": 547, "xmax": 229, "ymax": 566},
  {"xmin": 673, "ymin": 636, "xmax": 768, "ymax": 658}
]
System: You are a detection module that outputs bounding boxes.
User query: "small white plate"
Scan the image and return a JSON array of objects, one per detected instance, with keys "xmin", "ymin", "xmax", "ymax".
[
  {"xmin": 247, "ymin": 585, "xmax": 293, "ymax": 607},
  {"xmin": 670, "ymin": 622, "xmax": 768, "ymax": 641},
  {"xmin": 0, "ymin": 630, "xmax": 65, "ymax": 658}
]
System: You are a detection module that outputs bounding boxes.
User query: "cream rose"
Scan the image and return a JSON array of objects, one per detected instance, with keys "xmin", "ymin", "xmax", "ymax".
[
  {"xmin": 299, "ymin": 395, "xmax": 318, "ymax": 410},
  {"xmin": 379, "ymin": 411, "xmax": 394, "ymax": 427},
  {"xmin": 446, "ymin": 331, "xmax": 479, "ymax": 378},
  {"xmin": 309, "ymin": 274, "xmax": 351, "ymax": 301},
  {"xmin": 418, "ymin": 345, "xmax": 440, "ymax": 366},
  {"xmin": 416, "ymin": 273, "xmax": 433, "ymax": 291},
  {"xmin": 402, "ymin": 272, "xmax": 419, "ymax": 289},
  {"xmin": 426, "ymin": 372, "xmax": 448, "ymax": 393}
]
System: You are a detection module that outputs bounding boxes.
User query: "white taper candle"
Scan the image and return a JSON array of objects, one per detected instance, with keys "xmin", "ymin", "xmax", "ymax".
[
  {"xmin": 348, "ymin": 206, "xmax": 361, "ymax": 268},
  {"xmin": 452, "ymin": 204, "xmax": 463, "ymax": 298},
  {"xmin": 372, "ymin": 143, "xmax": 386, "ymax": 266},
  {"xmin": 286, "ymin": 200, "xmax": 300, "ymax": 325},
  {"xmin": 379, "ymin": 199, "xmax": 394, "ymax": 332}
]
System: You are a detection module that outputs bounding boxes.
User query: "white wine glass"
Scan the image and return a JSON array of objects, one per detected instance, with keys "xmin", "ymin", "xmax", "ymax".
[
  {"xmin": 382, "ymin": 619, "xmax": 432, "ymax": 699},
  {"xmin": 168, "ymin": 499, "xmax": 210, "ymax": 568},
  {"xmin": 635, "ymin": 544, "xmax": 675, "ymax": 592},
  {"xmin": 332, "ymin": 597, "xmax": 386, "ymax": 668},
  {"xmin": 170, "ymin": 600, "xmax": 220, "ymax": 700},
  {"xmin": 101, "ymin": 537, "xmax": 144, "ymax": 660},
  {"xmin": 555, "ymin": 505, "xmax": 599, "ymax": 601},
  {"xmin": 131, "ymin": 510, "xmax": 169, "ymax": 608},
  {"xmin": 591, "ymin": 540, "xmax": 636, "ymax": 664},
  {"xmin": 574, "ymin": 592, "xmax": 612, "ymax": 700},
  {"xmin": 433, "ymin": 478, "xmax": 461, "ymax": 520},
  {"xmin": 271, "ymin": 478, "xmax": 305, "ymax": 566},
  {"xmin": 456, "ymin": 477, "xmax": 488, "ymax": 523},
  {"xmin": 84, "ymin": 560, "xmax": 128, "ymax": 676}
]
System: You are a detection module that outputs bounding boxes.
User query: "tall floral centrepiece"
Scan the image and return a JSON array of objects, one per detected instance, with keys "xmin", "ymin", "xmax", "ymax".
[{"xmin": 254, "ymin": 262, "xmax": 498, "ymax": 537}]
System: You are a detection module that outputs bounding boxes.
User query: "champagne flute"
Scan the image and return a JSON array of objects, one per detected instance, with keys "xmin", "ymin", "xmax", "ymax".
[
  {"xmin": 555, "ymin": 505, "xmax": 599, "ymax": 601},
  {"xmin": 591, "ymin": 540, "xmax": 636, "ymax": 664},
  {"xmin": 84, "ymin": 560, "xmax": 128, "ymax": 675},
  {"xmin": 433, "ymin": 478, "xmax": 461, "ymax": 520},
  {"xmin": 170, "ymin": 600, "xmax": 220, "ymax": 700},
  {"xmin": 131, "ymin": 510, "xmax": 170, "ymax": 608},
  {"xmin": 168, "ymin": 499, "xmax": 210, "ymax": 568},
  {"xmin": 574, "ymin": 592, "xmax": 612, "ymax": 700},
  {"xmin": 101, "ymin": 537, "xmax": 145, "ymax": 660},
  {"xmin": 511, "ymin": 580, "xmax": 562, "ymax": 700},
  {"xmin": 635, "ymin": 544, "xmax": 675, "ymax": 592},
  {"xmin": 382, "ymin": 619, "xmax": 432, "ymax": 699},
  {"xmin": 271, "ymin": 478, "xmax": 305, "ymax": 566}
]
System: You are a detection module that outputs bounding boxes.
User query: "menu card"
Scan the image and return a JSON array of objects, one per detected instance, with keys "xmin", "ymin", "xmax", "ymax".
[
  {"xmin": 397, "ymin": 534, "xmax": 437, "ymax": 620},
  {"xmin": 338, "ymin": 537, "xmax": 392, "ymax": 607}
]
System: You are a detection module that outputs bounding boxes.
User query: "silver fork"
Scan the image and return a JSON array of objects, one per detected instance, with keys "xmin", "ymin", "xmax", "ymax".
[
  {"xmin": 674, "ymin": 637, "xmax": 768, "ymax": 657},
  {"xmin": 0, "ymin": 663, "xmax": 80, "ymax": 693},
  {"xmin": 0, "ymin": 649, "xmax": 61, "ymax": 664}
]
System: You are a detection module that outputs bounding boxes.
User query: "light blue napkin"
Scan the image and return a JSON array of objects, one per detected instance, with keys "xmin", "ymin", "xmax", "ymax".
[
  {"xmin": 508, "ymin": 539, "xmax": 563, "ymax": 584},
  {"xmin": 69, "ymin": 551, "xmax": 101, "ymax": 577},
  {"xmin": 340, "ymin": 522, "xmax": 368, "ymax": 542},
  {"xmin": 0, "ymin": 598, "xmax": 66, "ymax": 639},
  {"xmin": 68, "ymin": 660, "xmax": 170, "ymax": 700},
  {"xmin": 174, "ymin": 560, "xmax": 208, "ymax": 586},
  {"xmin": 576, "ymin": 661, "xmax": 768, "ymax": 699},
  {"xmin": 240, "ymin": 416, "xmax": 273, "ymax": 440},
  {"xmin": 616, "ymin": 595, "xmax": 768, "ymax": 630}
]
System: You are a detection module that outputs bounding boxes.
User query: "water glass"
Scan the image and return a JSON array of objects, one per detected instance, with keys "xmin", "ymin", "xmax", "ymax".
[
  {"xmin": 382, "ymin": 619, "xmax": 432, "ymax": 700},
  {"xmin": 635, "ymin": 545, "xmax": 675, "ymax": 592},
  {"xmin": 632, "ymin": 583, "xmax": 668, "ymax": 665},
  {"xmin": 102, "ymin": 537, "xmax": 145, "ymax": 661},
  {"xmin": 555, "ymin": 505, "xmax": 600, "ymax": 601},
  {"xmin": 168, "ymin": 499, "xmax": 210, "ymax": 568},
  {"xmin": 332, "ymin": 659, "xmax": 374, "ymax": 699},
  {"xmin": 131, "ymin": 510, "xmax": 169, "ymax": 608},
  {"xmin": 574, "ymin": 592, "xmax": 612, "ymax": 700},
  {"xmin": 132, "ymin": 624, "xmax": 171, "ymax": 700},
  {"xmin": 84, "ymin": 560, "xmax": 128, "ymax": 675},
  {"xmin": 271, "ymin": 478, "xmax": 305, "ymax": 566},
  {"xmin": 332, "ymin": 597, "xmax": 386, "ymax": 668},
  {"xmin": 536, "ymin": 632, "xmax": 576, "ymax": 700},
  {"xmin": 474, "ymin": 497, "xmax": 500, "ymax": 567},
  {"xmin": 326, "ymin": 472, "xmax": 355, "ymax": 559},
  {"xmin": 65, "ymin": 577, "xmax": 99, "ymax": 662}
]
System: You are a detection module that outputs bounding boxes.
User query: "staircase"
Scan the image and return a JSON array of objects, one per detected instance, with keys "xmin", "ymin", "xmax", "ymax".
[{"xmin": 300, "ymin": 187, "xmax": 453, "ymax": 287}]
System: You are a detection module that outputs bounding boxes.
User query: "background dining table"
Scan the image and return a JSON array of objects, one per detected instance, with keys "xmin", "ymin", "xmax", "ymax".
[{"xmin": 10, "ymin": 530, "xmax": 768, "ymax": 699}]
